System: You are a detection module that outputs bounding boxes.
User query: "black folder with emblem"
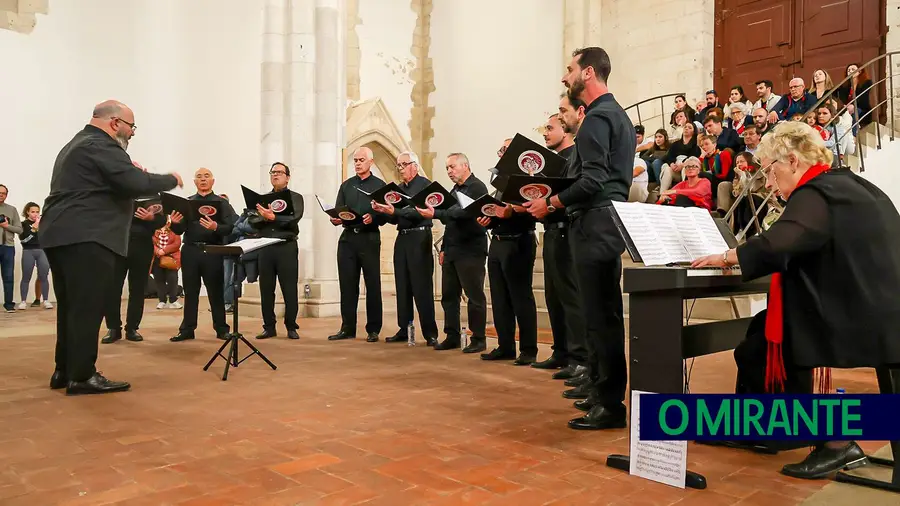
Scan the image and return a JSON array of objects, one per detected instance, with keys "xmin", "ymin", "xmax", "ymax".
[
  {"xmin": 134, "ymin": 195, "xmax": 163, "ymax": 215},
  {"xmin": 315, "ymin": 195, "xmax": 364, "ymax": 225},
  {"xmin": 409, "ymin": 181, "xmax": 457, "ymax": 211},
  {"xmin": 356, "ymin": 182, "xmax": 412, "ymax": 209},
  {"xmin": 241, "ymin": 186, "xmax": 295, "ymax": 216},
  {"xmin": 457, "ymin": 192, "xmax": 505, "ymax": 219},
  {"xmin": 495, "ymin": 133, "xmax": 567, "ymax": 179},
  {"xmin": 161, "ymin": 192, "xmax": 224, "ymax": 223},
  {"xmin": 498, "ymin": 174, "xmax": 577, "ymax": 206}
]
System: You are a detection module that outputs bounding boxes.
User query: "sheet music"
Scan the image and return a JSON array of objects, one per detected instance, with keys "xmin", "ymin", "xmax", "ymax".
[
  {"xmin": 629, "ymin": 390, "xmax": 687, "ymax": 489},
  {"xmin": 456, "ymin": 192, "xmax": 475, "ymax": 208},
  {"xmin": 229, "ymin": 237, "xmax": 285, "ymax": 254},
  {"xmin": 611, "ymin": 201, "xmax": 733, "ymax": 266},
  {"xmin": 315, "ymin": 195, "xmax": 334, "ymax": 211}
]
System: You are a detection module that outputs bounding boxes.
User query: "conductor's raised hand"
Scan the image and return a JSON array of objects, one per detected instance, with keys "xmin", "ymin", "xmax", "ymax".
[
  {"xmin": 476, "ymin": 216, "xmax": 491, "ymax": 227},
  {"xmin": 170, "ymin": 172, "xmax": 184, "ymax": 188},
  {"xmin": 256, "ymin": 203, "xmax": 276, "ymax": 221},
  {"xmin": 170, "ymin": 211, "xmax": 184, "ymax": 224},
  {"xmin": 362, "ymin": 213, "xmax": 373, "ymax": 225},
  {"xmin": 199, "ymin": 216, "xmax": 218, "ymax": 231},
  {"xmin": 416, "ymin": 204, "xmax": 435, "ymax": 219}
]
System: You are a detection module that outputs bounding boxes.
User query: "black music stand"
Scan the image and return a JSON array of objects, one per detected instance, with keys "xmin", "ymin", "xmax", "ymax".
[{"xmin": 201, "ymin": 243, "xmax": 278, "ymax": 380}]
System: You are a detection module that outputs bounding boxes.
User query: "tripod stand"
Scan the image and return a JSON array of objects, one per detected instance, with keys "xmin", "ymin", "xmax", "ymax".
[{"xmin": 201, "ymin": 244, "xmax": 278, "ymax": 381}]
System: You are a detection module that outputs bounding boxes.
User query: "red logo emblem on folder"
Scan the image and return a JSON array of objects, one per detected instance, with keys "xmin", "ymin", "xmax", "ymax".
[
  {"xmin": 270, "ymin": 199, "xmax": 287, "ymax": 213},
  {"xmin": 425, "ymin": 192, "xmax": 444, "ymax": 207},
  {"xmin": 338, "ymin": 211, "xmax": 357, "ymax": 221},
  {"xmin": 481, "ymin": 204, "xmax": 498, "ymax": 217},
  {"xmin": 384, "ymin": 191, "xmax": 402, "ymax": 205},
  {"xmin": 147, "ymin": 204, "xmax": 163, "ymax": 214},
  {"xmin": 517, "ymin": 150, "xmax": 545, "ymax": 174},
  {"xmin": 198, "ymin": 205, "xmax": 217, "ymax": 217},
  {"xmin": 519, "ymin": 183, "xmax": 551, "ymax": 201}
]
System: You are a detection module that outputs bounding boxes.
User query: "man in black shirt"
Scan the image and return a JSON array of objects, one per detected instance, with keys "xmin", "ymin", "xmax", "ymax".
[
  {"xmin": 101, "ymin": 197, "xmax": 166, "ymax": 344},
  {"xmin": 254, "ymin": 162, "xmax": 305, "ymax": 340},
  {"xmin": 477, "ymin": 139, "xmax": 538, "ymax": 365},
  {"xmin": 417, "ymin": 153, "xmax": 488, "ymax": 353},
  {"xmin": 328, "ymin": 147, "xmax": 387, "ymax": 342},
  {"xmin": 169, "ymin": 168, "xmax": 238, "ymax": 342},
  {"xmin": 371, "ymin": 151, "xmax": 439, "ymax": 346},
  {"xmin": 533, "ymin": 110, "xmax": 588, "ymax": 379},
  {"xmin": 525, "ymin": 47, "xmax": 635, "ymax": 430},
  {"xmin": 41, "ymin": 100, "xmax": 182, "ymax": 395}
]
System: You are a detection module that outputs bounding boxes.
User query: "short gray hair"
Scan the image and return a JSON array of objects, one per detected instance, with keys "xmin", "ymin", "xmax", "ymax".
[
  {"xmin": 397, "ymin": 151, "xmax": 420, "ymax": 165},
  {"xmin": 92, "ymin": 102, "xmax": 123, "ymax": 119},
  {"xmin": 683, "ymin": 156, "xmax": 702, "ymax": 167},
  {"xmin": 447, "ymin": 152, "xmax": 469, "ymax": 166}
]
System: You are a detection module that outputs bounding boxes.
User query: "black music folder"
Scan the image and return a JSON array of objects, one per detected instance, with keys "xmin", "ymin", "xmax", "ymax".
[
  {"xmin": 161, "ymin": 193, "xmax": 224, "ymax": 222},
  {"xmin": 496, "ymin": 133, "xmax": 567, "ymax": 178},
  {"xmin": 134, "ymin": 196, "xmax": 163, "ymax": 215},
  {"xmin": 410, "ymin": 181, "xmax": 456, "ymax": 211},
  {"xmin": 356, "ymin": 182, "xmax": 412, "ymax": 208},
  {"xmin": 456, "ymin": 192, "xmax": 505, "ymax": 219},
  {"xmin": 315, "ymin": 195, "xmax": 364, "ymax": 225},
  {"xmin": 241, "ymin": 186, "xmax": 295, "ymax": 216},
  {"xmin": 499, "ymin": 174, "xmax": 576, "ymax": 205},
  {"xmin": 609, "ymin": 201, "xmax": 736, "ymax": 266}
]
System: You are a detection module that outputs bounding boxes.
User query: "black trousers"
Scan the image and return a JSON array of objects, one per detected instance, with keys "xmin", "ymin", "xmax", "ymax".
[
  {"xmin": 487, "ymin": 233, "xmax": 538, "ymax": 356},
  {"xmin": 46, "ymin": 242, "xmax": 116, "ymax": 382},
  {"xmin": 259, "ymin": 240, "xmax": 299, "ymax": 331},
  {"xmin": 441, "ymin": 254, "xmax": 487, "ymax": 340},
  {"xmin": 337, "ymin": 230, "xmax": 382, "ymax": 334},
  {"xmin": 393, "ymin": 229, "xmax": 438, "ymax": 338},
  {"xmin": 569, "ymin": 207, "xmax": 627, "ymax": 408},
  {"xmin": 103, "ymin": 237, "xmax": 154, "ymax": 332},
  {"xmin": 179, "ymin": 243, "xmax": 229, "ymax": 335},
  {"xmin": 543, "ymin": 226, "xmax": 587, "ymax": 365},
  {"xmin": 152, "ymin": 259, "xmax": 179, "ymax": 303}
]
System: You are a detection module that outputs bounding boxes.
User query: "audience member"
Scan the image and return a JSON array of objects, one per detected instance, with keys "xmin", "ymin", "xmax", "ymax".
[
  {"xmin": 657, "ymin": 156, "xmax": 712, "ymax": 209},
  {"xmin": 770, "ymin": 78, "xmax": 814, "ymax": 122},
  {"xmin": 698, "ymin": 133, "xmax": 736, "ymax": 214},
  {"xmin": 630, "ymin": 157, "xmax": 649, "ymax": 202},
  {"xmin": 659, "ymin": 122, "xmax": 701, "ymax": 192},
  {"xmin": 0, "ymin": 184, "xmax": 22, "ymax": 313},
  {"xmin": 808, "ymin": 68, "xmax": 834, "ymax": 102},
  {"xmin": 152, "ymin": 219, "xmax": 182, "ymax": 309},
  {"xmin": 742, "ymin": 124, "xmax": 762, "ymax": 154},
  {"xmin": 835, "ymin": 63, "xmax": 873, "ymax": 129},
  {"xmin": 703, "ymin": 115, "xmax": 743, "ymax": 152},
  {"xmin": 17, "ymin": 202, "xmax": 52, "ymax": 310},
  {"xmin": 753, "ymin": 80, "xmax": 781, "ymax": 111},
  {"xmin": 724, "ymin": 85, "xmax": 753, "ymax": 117}
]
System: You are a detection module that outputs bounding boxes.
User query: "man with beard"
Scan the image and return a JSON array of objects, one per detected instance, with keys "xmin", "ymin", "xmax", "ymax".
[
  {"xmin": 751, "ymin": 107, "xmax": 772, "ymax": 137},
  {"xmin": 169, "ymin": 168, "xmax": 238, "ymax": 342},
  {"xmin": 524, "ymin": 48, "xmax": 635, "ymax": 430},
  {"xmin": 531, "ymin": 111, "xmax": 587, "ymax": 377},
  {"xmin": 371, "ymin": 151, "xmax": 439, "ymax": 346},
  {"xmin": 40, "ymin": 100, "xmax": 182, "ymax": 394}
]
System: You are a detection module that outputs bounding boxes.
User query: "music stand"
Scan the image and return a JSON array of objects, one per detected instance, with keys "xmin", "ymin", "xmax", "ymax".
[{"xmin": 201, "ymin": 240, "xmax": 281, "ymax": 380}]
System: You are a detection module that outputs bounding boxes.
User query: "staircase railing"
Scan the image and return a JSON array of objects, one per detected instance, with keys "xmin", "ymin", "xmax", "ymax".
[{"xmin": 624, "ymin": 92, "xmax": 686, "ymax": 132}]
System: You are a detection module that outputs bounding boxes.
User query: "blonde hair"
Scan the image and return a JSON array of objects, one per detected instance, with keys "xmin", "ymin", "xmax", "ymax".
[{"xmin": 755, "ymin": 121, "xmax": 833, "ymax": 167}]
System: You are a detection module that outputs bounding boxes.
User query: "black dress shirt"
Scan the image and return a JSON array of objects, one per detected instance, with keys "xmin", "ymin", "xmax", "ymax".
[
  {"xmin": 335, "ymin": 173, "xmax": 387, "ymax": 232},
  {"xmin": 254, "ymin": 189, "xmax": 305, "ymax": 240},
  {"xmin": 558, "ymin": 93, "xmax": 636, "ymax": 214},
  {"xmin": 434, "ymin": 173, "xmax": 488, "ymax": 259},
  {"xmin": 170, "ymin": 193, "xmax": 237, "ymax": 245},
  {"xmin": 40, "ymin": 125, "xmax": 179, "ymax": 256},
  {"xmin": 543, "ymin": 145, "xmax": 575, "ymax": 224},
  {"xmin": 388, "ymin": 174, "xmax": 433, "ymax": 231}
]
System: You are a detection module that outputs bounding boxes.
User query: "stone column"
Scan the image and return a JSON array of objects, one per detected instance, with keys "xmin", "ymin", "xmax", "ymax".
[
  {"xmin": 261, "ymin": 0, "xmax": 288, "ymax": 190},
  {"xmin": 562, "ymin": 0, "xmax": 602, "ymax": 64}
]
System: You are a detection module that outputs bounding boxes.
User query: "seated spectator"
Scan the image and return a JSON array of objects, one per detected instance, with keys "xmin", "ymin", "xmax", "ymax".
[
  {"xmin": 698, "ymin": 133, "xmax": 736, "ymax": 214},
  {"xmin": 669, "ymin": 94, "xmax": 697, "ymax": 128},
  {"xmin": 635, "ymin": 124, "xmax": 654, "ymax": 152},
  {"xmin": 640, "ymin": 128, "xmax": 670, "ymax": 183},
  {"xmin": 808, "ymin": 68, "xmax": 834, "ymax": 103},
  {"xmin": 724, "ymin": 85, "xmax": 753, "ymax": 118},
  {"xmin": 753, "ymin": 80, "xmax": 781, "ymax": 111},
  {"xmin": 726, "ymin": 102, "xmax": 752, "ymax": 134},
  {"xmin": 742, "ymin": 124, "xmax": 762, "ymax": 155},
  {"xmin": 770, "ymin": 77, "xmax": 814, "ymax": 123},
  {"xmin": 17, "ymin": 202, "xmax": 52, "ymax": 310},
  {"xmin": 697, "ymin": 90, "xmax": 723, "ymax": 123},
  {"xmin": 731, "ymin": 152, "xmax": 767, "ymax": 237},
  {"xmin": 660, "ymin": 122, "xmax": 701, "ymax": 192},
  {"xmin": 630, "ymin": 157, "xmax": 649, "ymax": 203},
  {"xmin": 814, "ymin": 103, "xmax": 854, "ymax": 167},
  {"xmin": 703, "ymin": 115, "xmax": 743, "ymax": 152},
  {"xmin": 152, "ymin": 219, "xmax": 182, "ymax": 309},
  {"xmin": 751, "ymin": 107, "xmax": 773, "ymax": 137},
  {"xmin": 835, "ymin": 63, "xmax": 873, "ymax": 129},
  {"xmin": 803, "ymin": 112, "xmax": 817, "ymax": 127},
  {"xmin": 657, "ymin": 157, "xmax": 712, "ymax": 210}
]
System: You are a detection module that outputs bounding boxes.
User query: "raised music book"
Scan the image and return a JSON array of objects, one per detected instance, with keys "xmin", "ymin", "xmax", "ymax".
[{"xmin": 610, "ymin": 201, "xmax": 731, "ymax": 266}]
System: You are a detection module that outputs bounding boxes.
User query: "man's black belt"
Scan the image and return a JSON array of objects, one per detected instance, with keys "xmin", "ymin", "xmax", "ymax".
[
  {"xmin": 491, "ymin": 231, "xmax": 534, "ymax": 241},
  {"xmin": 345, "ymin": 226, "xmax": 378, "ymax": 234},
  {"xmin": 399, "ymin": 226, "xmax": 431, "ymax": 235},
  {"xmin": 545, "ymin": 221, "xmax": 568, "ymax": 230}
]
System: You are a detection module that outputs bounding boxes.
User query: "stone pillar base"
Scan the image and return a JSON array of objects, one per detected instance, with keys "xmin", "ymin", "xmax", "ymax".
[{"xmin": 299, "ymin": 278, "xmax": 341, "ymax": 318}]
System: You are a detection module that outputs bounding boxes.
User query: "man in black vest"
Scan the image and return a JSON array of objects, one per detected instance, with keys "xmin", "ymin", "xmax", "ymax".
[
  {"xmin": 371, "ymin": 151, "xmax": 439, "ymax": 346},
  {"xmin": 41, "ymin": 100, "xmax": 182, "ymax": 395},
  {"xmin": 525, "ymin": 47, "xmax": 635, "ymax": 430},
  {"xmin": 169, "ymin": 168, "xmax": 238, "ymax": 342},
  {"xmin": 254, "ymin": 162, "xmax": 305, "ymax": 340},
  {"xmin": 328, "ymin": 147, "xmax": 387, "ymax": 342}
]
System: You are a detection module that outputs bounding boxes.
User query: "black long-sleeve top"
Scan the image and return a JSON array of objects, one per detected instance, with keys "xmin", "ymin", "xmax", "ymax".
[
  {"xmin": 335, "ymin": 173, "xmax": 388, "ymax": 233},
  {"xmin": 169, "ymin": 192, "xmax": 237, "ymax": 245},
  {"xmin": 254, "ymin": 189, "xmax": 305, "ymax": 240},
  {"xmin": 19, "ymin": 220, "xmax": 41, "ymax": 250},
  {"xmin": 558, "ymin": 93, "xmax": 636, "ymax": 214},
  {"xmin": 40, "ymin": 125, "xmax": 179, "ymax": 256},
  {"xmin": 662, "ymin": 137, "xmax": 701, "ymax": 164},
  {"xmin": 434, "ymin": 173, "xmax": 488, "ymax": 260},
  {"xmin": 385, "ymin": 174, "xmax": 433, "ymax": 231}
]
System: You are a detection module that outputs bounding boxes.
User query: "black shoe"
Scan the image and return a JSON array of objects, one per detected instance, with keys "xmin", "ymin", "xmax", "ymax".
[
  {"xmin": 66, "ymin": 372, "xmax": 131, "ymax": 396},
  {"xmin": 574, "ymin": 394, "xmax": 600, "ymax": 412},
  {"xmin": 434, "ymin": 338, "xmax": 460, "ymax": 350},
  {"xmin": 366, "ymin": 332, "xmax": 379, "ymax": 342},
  {"xmin": 216, "ymin": 331, "xmax": 229, "ymax": 341},
  {"xmin": 125, "ymin": 330, "xmax": 143, "ymax": 342},
  {"xmin": 256, "ymin": 329, "xmax": 277, "ymax": 339},
  {"xmin": 513, "ymin": 354, "xmax": 537, "ymax": 366},
  {"xmin": 532, "ymin": 354, "xmax": 567, "ymax": 370},
  {"xmin": 31, "ymin": 299, "xmax": 40, "ymax": 307},
  {"xmin": 568, "ymin": 404, "xmax": 627, "ymax": 430},
  {"xmin": 286, "ymin": 329, "xmax": 300, "ymax": 340},
  {"xmin": 328, "ymin": 330, "xmax": 356, "ymax": 340},
  {"xmin": 101, "ymin": 329, "xmax": 122, "ymax": 344},
  {"xmin": 385, "ymin": 332, "xmax": 407, "ymax": 343},
  {"xmin": 554, "ymin": 364, "xmax": 587, "ymax": 380},
  {"xmin": 462, "ymin": 339, "xmax": 487, "ymax": 353},
  {"xmin": 170, "ymin": 332, "xmax": 195, "ymax": 342},
  {"xmin": 481, "ymin": 348, "xmax": 516, "ymax": 361},
  {"xmin": 565, "ymin": 372, "xmax": 590, "ymax": 387},
  {"xmin": 425, "ymin": 337, "xmax": 438, "ymax": 347},
  {"xmin": 562, "ymin": 382, "xmax": 593, "ymax": 399},
  {"xmin": 50, "ymin": 370, "xmax": 66, "ymax": 390},
  {"xmin": 781, "ymin": 443, "xmax": 868, "ymax": 480}
]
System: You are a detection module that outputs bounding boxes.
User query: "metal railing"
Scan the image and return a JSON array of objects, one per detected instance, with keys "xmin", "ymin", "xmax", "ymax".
[{"xmin": 624, "ymin": 92, "xmax": 687, "ymax": 133}]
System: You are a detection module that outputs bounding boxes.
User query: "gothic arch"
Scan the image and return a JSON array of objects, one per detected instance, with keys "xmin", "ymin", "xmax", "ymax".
[{"xmin": 345, "ymin": 97, "xmax": 413, "ymax": 184}]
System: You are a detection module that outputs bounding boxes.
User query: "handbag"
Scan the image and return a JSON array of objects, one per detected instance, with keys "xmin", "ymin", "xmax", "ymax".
[{"xmin": 159, "ymin": 255, "xmax": 178, "ymax": 270}]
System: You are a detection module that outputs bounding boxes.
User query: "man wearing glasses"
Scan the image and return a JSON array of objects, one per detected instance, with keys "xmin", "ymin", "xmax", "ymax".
[
  {"xmin": 371, "ymin": 152, "xmax": 439, "ymax": 345},
  {"xmin": 254, "ymin": 162, "xmax": 305, "ymax": 340}
]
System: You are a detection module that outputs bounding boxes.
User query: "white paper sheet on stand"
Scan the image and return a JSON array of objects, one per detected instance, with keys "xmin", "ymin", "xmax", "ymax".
[{"xmin": 628, "ymin": 390, "xmax": 688, "ymax": 489}]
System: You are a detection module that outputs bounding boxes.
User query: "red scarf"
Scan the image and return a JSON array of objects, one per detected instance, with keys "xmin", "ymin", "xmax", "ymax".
[{"xmin": 764, "ymin": 162, "xmax": 832, "ymax": 394}]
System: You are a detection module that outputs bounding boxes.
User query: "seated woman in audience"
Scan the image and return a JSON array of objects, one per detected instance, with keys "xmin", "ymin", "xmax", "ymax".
[
  {"xmin": 726, "ymin": 102, "xmax": 752, "ymax": 134},
  {"xmin": 17, "ymin": 202, "xmax": 51, "ymax": 310},
  {"xmin": 630, "ymin": 157, "xmax": 650, "ymax": 203},
  {"xmin": 659, "ymin": 122, "xmax": 702, "ymax": 192},
  {"xmin": 730, "ymin": 152, "xmax": 768, "ymax": 237},
  {"xmin": 724, "ymin": 85, "xmax": 753, "ymax": 118},
  {"xmin": 152, "ymin": 218, "xmax": 182, "ymax": 309},
  {"xmin": 639, "ymin": 128, "xmax": 670, "ymax": 184},
  {"xmin": 669, "ymin": 94, "xmax": 696, "ymax": 129},
  {"xmin": 657, "ymin": 156, "xmax": 712, "ymax": 210},
  {"xmin": 814, "ymin": 103, "xmax": 854, "ymax": 167},
  {"xmin": 698, "ymin": 132, "xmax": 736, "ymax": 215},
  {"xmin": 835, "ymin": 63, "xmax": 873, "ymax": 129},
  {"xmin": 808, "ymin": 68, "xmax": 834, "ymax": 103}
]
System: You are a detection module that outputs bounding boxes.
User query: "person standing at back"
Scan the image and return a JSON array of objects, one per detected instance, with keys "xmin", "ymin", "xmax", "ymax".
[
  {"xmin": 40, "ymin": 100, "xmax": 182, "ymax": 395},
  {"xmin": 0, "ymin": 184, "xmax": 22, "ymax": 313},
  {"xmin": 16, "ymin": 202, "xmax": 52, "ymax": 310}
]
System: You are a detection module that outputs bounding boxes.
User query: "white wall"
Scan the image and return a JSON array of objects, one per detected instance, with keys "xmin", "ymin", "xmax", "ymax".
[
  {"xmin": 430, "ymin": 0, "xmax": 565, "ymax": 187},
  {"xmin": 0, "ymin": 0, "xmax": 262, "ymax": 301},
  {"xmin": 356, "ymin": 0, "xmax": 416, "ymax": 142}
]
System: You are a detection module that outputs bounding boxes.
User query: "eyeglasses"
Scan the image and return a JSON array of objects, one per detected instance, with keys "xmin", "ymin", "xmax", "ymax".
[
  {"xmin": 269, "ymin": 170, "xmax": 287, "ymax": 176},
  {"xmin": 113, "ymin": 117, "xmax": 136, "ymax": 131},
  {"xmin": 395, "ymin": 161, "xmax": 417, "ymax": 170}
]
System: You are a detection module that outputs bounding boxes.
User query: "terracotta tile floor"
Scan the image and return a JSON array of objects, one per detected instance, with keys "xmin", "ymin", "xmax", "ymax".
[{"xmin": 0, "ymin": 300, "xmax": 888, "ymax": 505}]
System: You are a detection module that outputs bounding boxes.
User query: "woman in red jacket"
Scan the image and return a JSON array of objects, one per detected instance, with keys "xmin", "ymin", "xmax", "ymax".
[
  {"xmin": 656, "ymin": 156, "xmax": 713, "ymax": 210},
  {"xmin": 152, "ymin": 219, "xmax": 182, "ymax": 309}
]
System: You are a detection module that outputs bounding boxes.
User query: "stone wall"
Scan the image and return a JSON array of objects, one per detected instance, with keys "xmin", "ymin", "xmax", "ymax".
[{"xmin": 0, "ymin": 0, "xmax": 48, "ymax": 33}]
